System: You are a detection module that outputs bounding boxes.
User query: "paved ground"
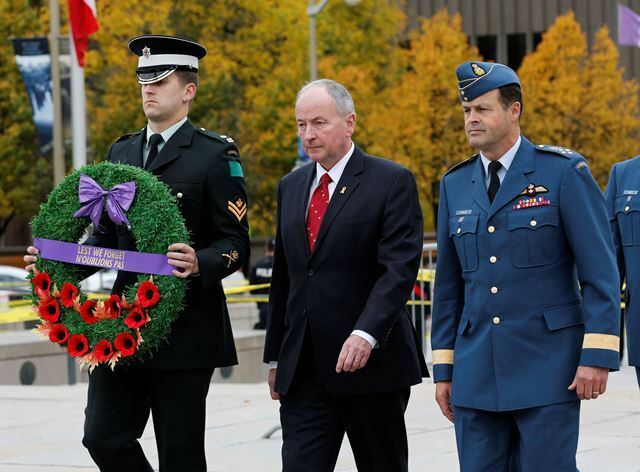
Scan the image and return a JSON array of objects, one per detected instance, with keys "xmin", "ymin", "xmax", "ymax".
[{"xmin": 0, "ymin": 366, "xmax": 638, "ymax": 472}]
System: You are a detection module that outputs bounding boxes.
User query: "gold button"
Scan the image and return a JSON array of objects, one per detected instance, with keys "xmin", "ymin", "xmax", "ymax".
[
  {"xmin": 492, "ymin": 316, "xmax": 501, "ymax": 325},
  {"xmin": 625, "ymin": 206, "xmax": 630, "ymax": 212},
  {"xmin": 177, "ymin": 192, "xmax": 183, "ymax": 199},
  {"xmin": 530, "ymin": 220, "xmax": 537, "ymax": 227},
  {"xmin": 488, "ymin": 225, "xmax": 496, "ymax": 233},
  {"xmin": 490, "ymin": 286, "xmax": 498, "ymax": 294},
  {"xmin": 489, "ymin": 256, "xmax": 497, "ymax": 264},
  {"xmin": 456, "ymin": 227, "xmax": 461, "ymax": 234}
]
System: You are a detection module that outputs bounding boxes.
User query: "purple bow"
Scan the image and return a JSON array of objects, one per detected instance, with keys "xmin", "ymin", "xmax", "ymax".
[{"xmin": 73, "ymin": 174, "xmax": 136, "ymax": 229}]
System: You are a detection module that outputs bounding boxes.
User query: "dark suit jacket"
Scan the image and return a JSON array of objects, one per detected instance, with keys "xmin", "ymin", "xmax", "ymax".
[
  {"xmin": 89, "ymin": 120, "xmax": 250, "ymax": 370},
  {"xmin": 264, "ymin": 145, "xmax": 429, "ymax": 396}
]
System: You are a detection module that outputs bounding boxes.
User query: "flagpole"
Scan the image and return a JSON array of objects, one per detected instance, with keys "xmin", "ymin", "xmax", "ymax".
[
  {"xmin": 69, "ymin": 35, "xmax": 87, "ymax": 169},
  {"xmin": 49, "ymin": 0, "xmax": 65, "ymax": 185}
]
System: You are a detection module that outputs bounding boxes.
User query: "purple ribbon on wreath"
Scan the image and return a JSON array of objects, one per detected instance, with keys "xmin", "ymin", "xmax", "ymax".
[{"xmin": 73, "ymin": 174, "xmax": 136, "ymax": 229}]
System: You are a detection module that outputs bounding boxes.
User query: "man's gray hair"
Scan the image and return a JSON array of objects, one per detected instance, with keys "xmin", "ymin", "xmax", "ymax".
[{"xmin": 296, "ymin": 79, "xmax": 355, "ymax": 116}]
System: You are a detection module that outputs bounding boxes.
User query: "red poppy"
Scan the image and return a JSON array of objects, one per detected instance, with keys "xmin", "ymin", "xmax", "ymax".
[
  {"xmin": 33, "ymin": 271, "xmax": 51, "ymax": 298},
  {"xmin": 38, "ymin": 297, "xmax": 60, "ymax": 322},
  {"xmin": 114, "ymin": 332, "xmax": 137, "ymax": 357},
  {"xmin": 136, "ymin": 281, "xmax": 160, "ymax": 308},
  {"xmin": 93, "ymin": 339, "xmax": 114, "ymax": 362},
  {"xmin": 79, "ymin": 300, "xmax": 99, "ymax": 324},
  {"xmin": 67, "ymin": 334, "xmax": 89, "ymax": 357},
  {"xmin": 48, "ymin": 324, "xmax": 69, "ymax": 344},
  {"xmin": 124, "ymin": 307, "xmax": 147, "ymax": 329},
  {"xmin": 59, "ymin": 283, "xmax": 78, "ymax": 308},
  {"xmin": 102, "ymin": 294, "xmax": 122, "ymax": 319}
]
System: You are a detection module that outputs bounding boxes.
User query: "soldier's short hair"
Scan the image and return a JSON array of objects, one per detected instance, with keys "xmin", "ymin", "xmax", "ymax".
[
  {"xmin": 175, "ymin": 70, "xmax": 199, "ymax": 88},
  {"xmin": 498, "ymin": 84, "xmax": 523, "ymax": 118}
]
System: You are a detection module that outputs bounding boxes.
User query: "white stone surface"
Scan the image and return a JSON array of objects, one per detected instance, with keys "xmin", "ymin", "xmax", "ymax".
[{"xmin": 0, "ymin": 366, "xmax": 638, "ymax": 471}]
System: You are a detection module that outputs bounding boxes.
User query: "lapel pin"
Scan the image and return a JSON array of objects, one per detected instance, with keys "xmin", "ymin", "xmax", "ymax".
[{"xmin": 340, "ymin": 186, "xmax": 346, "ymax": 194}]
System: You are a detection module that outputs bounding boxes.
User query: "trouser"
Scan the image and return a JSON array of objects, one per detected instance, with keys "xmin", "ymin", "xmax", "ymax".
[
  {"xmin": 279, "ymin": 367, "xmax": 410, "ymax": 472},
  {"xmin": 82, "ymin": 364, "xmax": 214, "ymax": 472},
  {"xmin": 454, "ymin": 400, "xmax": 580, "ymax": 472}
]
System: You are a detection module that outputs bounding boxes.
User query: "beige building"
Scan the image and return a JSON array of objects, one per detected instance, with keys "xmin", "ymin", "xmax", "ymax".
[{"xmin": 407, "ymin": 0, "xmax": 640, "ymax": 77}]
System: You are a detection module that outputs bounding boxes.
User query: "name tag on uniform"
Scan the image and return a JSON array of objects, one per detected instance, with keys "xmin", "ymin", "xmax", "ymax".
[
  {"xmin": 623, "ymin": 190, "xmax": 638, "ymax": 195},
  {"xmin": 455, "ymin": 209, "xmax": 473, "ymax": 216}
]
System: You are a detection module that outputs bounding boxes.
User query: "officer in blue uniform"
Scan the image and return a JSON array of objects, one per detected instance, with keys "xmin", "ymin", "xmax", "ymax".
[
  {"xmin": 431, "ymin": 61, "xmax": 621, "ymax": 471},
  {"xmin": 604, "ymin": 159, "xmax": 640, "ymax": 387}
]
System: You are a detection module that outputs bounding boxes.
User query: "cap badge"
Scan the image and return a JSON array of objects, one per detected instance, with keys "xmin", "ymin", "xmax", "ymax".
[
  {"xmin": 471, "ymin": 63, "xmax": 486, "ymax": 76},
  {"xmin": 142, "ymin": 46, "xmax": 151, "ymax": 58}
]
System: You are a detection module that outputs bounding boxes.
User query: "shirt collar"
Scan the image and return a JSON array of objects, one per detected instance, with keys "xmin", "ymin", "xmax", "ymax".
[
  {"xmin": 146, "ymin": 116, "xmax": 188, "ymax": 147},
  {"xmin": 314, "ymin": 142, "xmax": 355, "ymax": 187},
  {"xmin": 480, "ymin": 135, "xmax": 521, "ymax": 176}
]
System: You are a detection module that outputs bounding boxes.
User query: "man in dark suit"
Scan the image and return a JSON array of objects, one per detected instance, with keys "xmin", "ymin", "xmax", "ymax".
[
  {"xmin": 26, "ymin": 35, "xmax": 249, "ymax": 471},
  {"xmin": 263, "ymin": 79, "xmax": 428, "ymax": 472}
]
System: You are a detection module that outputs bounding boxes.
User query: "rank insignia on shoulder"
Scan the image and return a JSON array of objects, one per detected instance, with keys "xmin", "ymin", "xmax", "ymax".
[
  {"xmin": 228, "ymin": 198, "xmax": 247, "ymax": 222},
  {"xmin": 575, "ymin": 161, "xmax": 587, "ymax": 170},
  {"xmin": 222, "ymin": 250, "xmax": 239, "ymax": 268},
  {"xmin": 513, "ymin": 196, "xmax": 551, "ymax": 210},
  {"xmin": 536, "ymin": 144, "xmax": 575, "ymax": 156},
  {"xmin": 519, "ymin": 183, "xmax": 548, "ymax": 197}
]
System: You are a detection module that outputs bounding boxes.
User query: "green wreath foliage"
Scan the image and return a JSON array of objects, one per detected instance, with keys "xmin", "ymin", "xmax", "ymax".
[{"xmin": 30, "ymin": 162, "xmax": 189, "ymax": 366}]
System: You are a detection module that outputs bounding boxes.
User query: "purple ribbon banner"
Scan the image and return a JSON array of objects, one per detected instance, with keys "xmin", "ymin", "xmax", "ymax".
[{"xmin": 34, "ymin": 238, "xmax": 174, "ymax": 276}]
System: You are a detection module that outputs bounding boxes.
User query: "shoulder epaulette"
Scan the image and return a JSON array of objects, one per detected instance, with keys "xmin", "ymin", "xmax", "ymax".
[
  {"xmin": 196, "ymin": 127, "xmax": 236, "ymax": 145},
  {"xmin": 444, "ymin": 154, "xmax": 479, "ymax": 176},
  {"xmin": 114, "ymin": 131, "xmax": 141, "ymax": 144},
  {"xmin": 534, "ymin": 144, "xmax": 577, "ymax": 158}
]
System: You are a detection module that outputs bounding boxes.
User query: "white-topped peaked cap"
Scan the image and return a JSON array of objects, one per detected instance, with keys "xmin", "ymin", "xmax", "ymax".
[{"xmin": 128, "ymin": 35, "xmax": 207, "ymax": 84}]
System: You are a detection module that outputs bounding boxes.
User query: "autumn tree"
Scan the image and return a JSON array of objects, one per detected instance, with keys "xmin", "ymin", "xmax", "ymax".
[
  {"xmin": 0, "ymin": 0, "xmax": 50, "ymax": 238},
  {"xmin": 366, "ymin": 10, "xmax": 478, "ymax": 229},
  {"xmin": 519, "ymin": 11, "xmax": 640, "ymax": 186}
]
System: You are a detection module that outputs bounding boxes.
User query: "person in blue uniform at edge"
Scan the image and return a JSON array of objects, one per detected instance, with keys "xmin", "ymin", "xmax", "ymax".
[
  {"xmin": 25, "ymin": 35, "xmax": 250, "ymax": 472},
  {"xmin": 431, "ymin": 60, "xmax": 621, "ymax": 471},
  {"xmin": 604, "ymin": 159, "xmax": 640, "ymax": 388}
]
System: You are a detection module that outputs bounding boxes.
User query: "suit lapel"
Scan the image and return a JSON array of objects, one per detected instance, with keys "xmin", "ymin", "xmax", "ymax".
[
  {"xmin": 310, "ymin": 146, "xmax": 364, "ymax": 257},
  {"xmin": 487, "ymin": 137, "xmax": 536, "ymax": 220},
  {"xmin": 471, "ymin": 156, "xmax": 491, "ymax": 214},
  {"xmin": 294, "ymin": 162, "xmax": 316, "ymax": 259},
  {"xmin": 147, "ymin": 120, "xmax": 195, "ymax": 173}
]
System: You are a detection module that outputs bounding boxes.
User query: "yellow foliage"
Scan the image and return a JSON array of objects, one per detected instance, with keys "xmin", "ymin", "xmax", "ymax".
[
  {"xmin": 519, "ymin": 12, "xmax": 640, "ymax": 187},
  {"xmin": 0, "ymin": 0, "xmax": 50, "ymax": 224},
  {"xmin": 4, "ymin": 5, "xmax": 640, "ymax": 238},
  {"xmin": 366, "ymin": 10, "xmax": 478, "ymax": 229}
]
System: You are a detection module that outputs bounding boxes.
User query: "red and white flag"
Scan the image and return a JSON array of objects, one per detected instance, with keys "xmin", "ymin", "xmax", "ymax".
[{"xmin": 68, "ymin": 0, "xmax": 99, "ymax": 67}]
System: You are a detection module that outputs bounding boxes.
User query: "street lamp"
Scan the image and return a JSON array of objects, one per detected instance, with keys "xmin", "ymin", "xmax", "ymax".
[{"xmin": 307, "ymin": 0, "xmax": 361, "ymax": 81}]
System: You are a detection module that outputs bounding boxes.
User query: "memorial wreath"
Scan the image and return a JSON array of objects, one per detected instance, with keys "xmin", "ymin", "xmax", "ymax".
[{"xmin": 29, "ymin": 162, "xmax": 189, "ymax": 369}]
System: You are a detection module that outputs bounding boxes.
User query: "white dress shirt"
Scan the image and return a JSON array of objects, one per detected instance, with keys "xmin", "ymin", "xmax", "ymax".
[
  {"xmin": 143, "ymin": 117, "xmax": 188, "ymax": 167},
  {"xmin": 479, "ymin": 135, "xmax": 521, "ymax": 188}
]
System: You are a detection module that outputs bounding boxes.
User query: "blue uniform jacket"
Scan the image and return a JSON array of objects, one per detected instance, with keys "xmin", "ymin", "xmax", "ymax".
[
  {"xmin": 431, "ymin": 136, "xmax": 620, "ymax": 412},
  {"xmin": 604, "ymin": 157, "xmax": 640, "ymax": 367}
]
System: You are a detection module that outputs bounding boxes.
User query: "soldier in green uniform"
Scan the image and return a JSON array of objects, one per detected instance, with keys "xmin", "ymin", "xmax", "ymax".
[{"xmin": 26, "ymin": 34, "xmax": 250, "ymax": 472}]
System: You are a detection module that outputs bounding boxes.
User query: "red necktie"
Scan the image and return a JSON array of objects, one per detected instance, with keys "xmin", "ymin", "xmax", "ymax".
[{"xmin": 306, "ymin": 173, "xmax": 332, "ymax": 250}]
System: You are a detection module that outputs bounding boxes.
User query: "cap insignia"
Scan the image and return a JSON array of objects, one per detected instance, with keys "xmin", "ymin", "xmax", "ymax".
[{"xmin": 471, "ymin": 63, "xmax": 486, "ymax": 76}]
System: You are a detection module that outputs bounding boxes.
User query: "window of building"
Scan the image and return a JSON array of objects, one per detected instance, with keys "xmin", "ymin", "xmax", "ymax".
[
  {"xmin": 533, "ymin": 32, "xmax": 543, "ymax": 51},
  {"xmin": 507, "ymin": 33, "xmax": 527, "ymax": 70},
  {"xmin": 477, "ymin": 35, "xmax": 497, "ymax": 61}
]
